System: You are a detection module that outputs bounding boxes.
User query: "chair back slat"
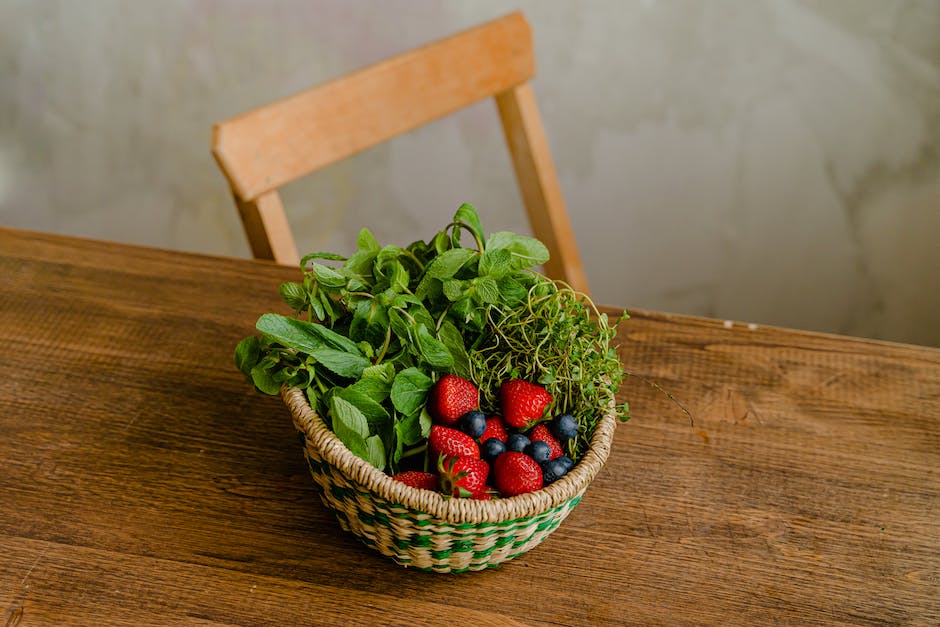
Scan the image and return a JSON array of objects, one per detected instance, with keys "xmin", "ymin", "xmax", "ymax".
[{"xmin": 213, "ymin": 12, "xmax": 534, "ymax": 201}]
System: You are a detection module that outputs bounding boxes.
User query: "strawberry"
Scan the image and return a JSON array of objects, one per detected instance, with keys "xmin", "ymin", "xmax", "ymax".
[
  {"xmin": 391, "ymin": 470, "xmax": 438, "ymax": 491},
  {"xmin": 428, "ymin": 374, "xmax": 479, "ymax": 426},
  {"xmin": 500, "ymin": 379, "xmax": 552, "ymax": 428},
  {"xmin": 529, "ymin": 424, "xmax": 564, "ymax": 460},
  {"xmin": 492, "ymin": 452, "xmax": 543, "ymax": 496},
  {"xmin": 470, "ymin": 489, "xmax": 494, "ymax": 501},
  {"xmin": 428, "ymin": 425, "xmax": 480, "ymax": 460},
  {"xmin": 479, "ymin": 416, "xmax": 509, "ymax": 443},
  {"xmin": 438, "ymin": 456, "xmax": 489, "ymax": 497}
]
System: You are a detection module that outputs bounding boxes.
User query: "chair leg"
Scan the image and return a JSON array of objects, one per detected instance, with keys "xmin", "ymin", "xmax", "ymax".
[
  {"xmin": 232, "ymin": 189, "xmax": 300, "ymax": 266},
  {"xmin": 495, "ymin": 83, "xmax": 590, "ymax": 295}
]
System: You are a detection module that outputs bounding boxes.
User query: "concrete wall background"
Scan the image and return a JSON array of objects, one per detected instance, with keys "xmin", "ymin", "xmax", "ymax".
[{"xmin": 2, "ymin": 0, "xmax": 938, "ymax": 346}]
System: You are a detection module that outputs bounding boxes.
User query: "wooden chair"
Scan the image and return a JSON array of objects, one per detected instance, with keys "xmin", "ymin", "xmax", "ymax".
[{"xmin": 212, "ymin": 11, "xmax": 589, "ymax": 293}]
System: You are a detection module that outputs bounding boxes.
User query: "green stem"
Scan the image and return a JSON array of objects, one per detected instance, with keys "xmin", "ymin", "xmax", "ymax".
[
  {"xmin": 435, "ymin": 304, "xmax": 452, "ymax": 332},
  {"xmin": 449, "ymin": 221, "xmax": 485, "ymax": 253},
  {"xmin": 391, "ymin": 306, "xmax": 417, "ymax": 326},
  {"xmin": 401, "ymin": 248, "xmax": 425, "ymax": 272},
  {"xmin": 374, "ymin": 326, "xmax": 393, "ymax": 364},
  {"xmin": 400, "ymin": 444, "xmax": 427, "ymax": 459}
]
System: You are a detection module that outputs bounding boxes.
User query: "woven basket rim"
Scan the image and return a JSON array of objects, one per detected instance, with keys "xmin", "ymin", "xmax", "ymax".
[{"xmin": 282, "ymin": 385, "xmax": 618, "ymax": 524}]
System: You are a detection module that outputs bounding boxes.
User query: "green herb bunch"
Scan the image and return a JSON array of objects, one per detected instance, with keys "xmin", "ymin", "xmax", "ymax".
[
  {"xmin": 235, "ymin": 203, "xmax": 628, "ymax": 473},
  {"xmin": 470, "ymin": 282, "xmax": 630, "ymax": 459}
]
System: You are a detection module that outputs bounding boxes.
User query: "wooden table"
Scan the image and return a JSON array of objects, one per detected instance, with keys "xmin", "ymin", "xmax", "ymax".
[{"xmin": 2, "ymin": 227, "xmax": 938, "ymax": 625}]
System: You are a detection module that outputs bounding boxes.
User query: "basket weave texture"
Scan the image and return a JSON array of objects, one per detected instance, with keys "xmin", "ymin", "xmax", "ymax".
[{"xmin": 283, "ymin": 385, "xmax": 617, "ymax": 573}]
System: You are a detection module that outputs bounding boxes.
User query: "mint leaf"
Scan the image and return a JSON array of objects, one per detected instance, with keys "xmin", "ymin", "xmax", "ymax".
[
  {"xmin": 479, "ymin": 247, "xmax": 512, "ymax": 279},
  {"xmin": 395, "ymin": 414, "xmax": 421, "ymax": 447},
  {"xmin": 256, "ymin": 314, "xmax": 325, "ymax": 354},
  {"xmin": 486, "ymin": 231, "xmax": 549, "ymax": 270},
  {"xmin": 300, "ymin": 251, "xmax": 346, "ymax": 266},
  {"xmin": 309, "ymin": 293, "xmax": 326, "ymax": 320},
  {"xmin": 438, "ymin": 320, "xmax": 471, "ymax": 379},
  {"xmin": 387, "ymin": 260, "xmax": 409, "ymax": 293},
  {"xmin": 361, "ymin": 362, "xmax": 396, "ymax": 384},
  {"xmin": 332, "ymin": 396, "xmax": 369, "ymax": 438},
  {"xmin": 365, "ymin": 435, "xmax": 386, "ymax": 472},
  {"xmin": 390, "ymin": 367, "xmax": 433, "ymax": 415},
  {"xmin": 498, "ymin": 276, "xmax": 528, "ymax": 303},
  {"xmin": 278, "ymin": 282, "xmax": 308, "ymax": 311},
  {"xmin": 343, "ymin": 249, "xmax": 378, "ymax": 277},
  {"xmin": 336, "ymin": 386, "xmax": 390, "ymax": 427},
  {"xmin": 425, "ymin": 248, "xmax": 476, "ymax": 279},
  {"xmin": 311, "ymin": 262, "xmax": 346, "ymax": 288},
  {"xmin": 305, "ymin": 322, "xmax": 362, "ymax": 355},
  {"xmin": 454, "ymin": 203, "xmax": 485, "ymax": 247},
  {"xmin": 330, "ymin": 395, "xmax": 371, "ymax": 463},
  {"xmin": 255, "ymin": 312, "xmax": 360, "ymax": 355},
  {"xmin": 375, "ymin": 245, "xmax": 405, "ymax": 269},
  {"xmin": 392, "ymin": 407, "xmax": 432, "ymax": 466},
  {"xmin": 475, "ymin": 276, "xmax": 500, "ymax": 304},
  {"xmin": 333, "ymin": 421, "xmax": 368, "ymax": 460},
  {"xmin": 452, "ymin": 296, "xmax": 483, "ymax": 328},
  {"xmin": 357, "ymin": 228, "xmax": 380, "ymax": 253},
  {"xmin": 234, "ymin": 336, "xmax": 260, "ymax": 375},
  {"xmin": 387, "ymin": 307, "xmax": 413, "ymax": 345},
  {"xmin": 432, "ymin": 230, "xmax": 451, "ymax": 255},
  {"xmin": 347, "ymin": 376, "xmax": 391, "ymax": 404},
  {"xmin": 350, "ymin": 299, "xmax": 389, "ymax": 348},
  {"xmin": 442, "ymin": 278, "xmax": 465, "ymax": 302},
  {"xmin": 250, "ymin": 363, "xmax": 281, "ymax": 395},
  {"xmin": 310, "ymin": 348, "xmax": 369, "ymax": 378},
  {"xmin": 415, "ymin": 324, "xmax": 454, "ymax": 370},
  {"xmin": 419, "ymin": 406, "xmax": 432, "ymax": 438}
]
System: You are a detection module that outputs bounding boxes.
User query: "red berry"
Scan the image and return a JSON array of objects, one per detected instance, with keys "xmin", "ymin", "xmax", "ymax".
[
  {"xmin": 428, "ymin": 425, "xmax": 480, "ymax": 461},
  {"xmin": 492, "ymin": 452, "xmax": 543, "ymax": 497},
  {"xmin": 500, "ymin": 380, "xmax": 552, "ymax": 428},
  {"xmin": 428, "ymin": 374, "xmax": 479, "ymax": 426},
  {"xmin": 529, "ymin": 424, "xmax": 564, "ymax": 460},
  {"xmin": 391, "ymin": 471, "xmax": 438, "ymax": 491},
  {"xmin": 479, "ymin": 416, "xmax": 509, "ymax": 443},
  {"xmin": 470, "ymin": 489, "xmax": 493, "ymax": 501},
  {"xmin": 438, "ymin": 456, "xmax": 489, "ymax": 497}
]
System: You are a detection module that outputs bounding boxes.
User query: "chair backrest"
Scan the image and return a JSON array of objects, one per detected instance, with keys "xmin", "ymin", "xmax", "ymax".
[{"xmin": 212, "ymin": 11, "xmax": 589, "ymax": 293}]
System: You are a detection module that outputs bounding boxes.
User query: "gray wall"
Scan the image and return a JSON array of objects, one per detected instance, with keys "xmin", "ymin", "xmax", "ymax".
[{"xmin": 2, "ymin": 0, "xmax": 938, "ymax": 346}]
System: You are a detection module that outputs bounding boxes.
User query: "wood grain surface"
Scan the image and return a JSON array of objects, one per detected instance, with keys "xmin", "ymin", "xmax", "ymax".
[{"xmin": 1, "ymin": 227, "xmax": 938, "ymax": 625}]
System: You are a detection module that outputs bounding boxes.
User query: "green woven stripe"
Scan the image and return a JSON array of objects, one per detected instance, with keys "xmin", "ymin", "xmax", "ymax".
[
  {"xmin": 373, "ymin": 510, "xmax": 391, "ymax": 525},
  {"xmin": 407, "ymin": 534, "xmax": 433, "ymax": 548},
  {"xmin": 450, "ymin": 539, "xmax": 474, "ymax": 553},
  {"xmin": 330, "ymin": 484, "xmax": 352, "ymax": 501},
  {"xmin": 473, "ymin": 547, "xmax": 497, "ymax": 560}
]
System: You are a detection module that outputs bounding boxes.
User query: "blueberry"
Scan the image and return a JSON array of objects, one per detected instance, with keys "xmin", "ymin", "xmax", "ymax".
[
  {"xmin": 541, "ymin": 458, "xmax": 569, "ymax": 484},
  {"xmin": 481, "ymin": 437, "xmax": 506, "ymax": 462},
  {"xmin": 524, "ymin": 440, "xmax": 552, "ymax": 463},
  {"xmin": 506, "ymin": 433, "xmax": 530, "ymax": 453},
  {"xmin": 457, "ymin": 410, "xmax": 487, "ymax": 439},
  {"xmin": 557, "ymin": 455, "xmax": 574, "ymax": 472},
  {"xmin": 551, "ymin": 413, "xmax": 578, "ymax": 442}
]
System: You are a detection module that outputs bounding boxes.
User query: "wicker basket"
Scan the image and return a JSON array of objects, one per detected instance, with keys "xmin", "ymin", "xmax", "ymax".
[{"xmin": 282, "ymin": 385, "xmax": 617, "ymax": 573}]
